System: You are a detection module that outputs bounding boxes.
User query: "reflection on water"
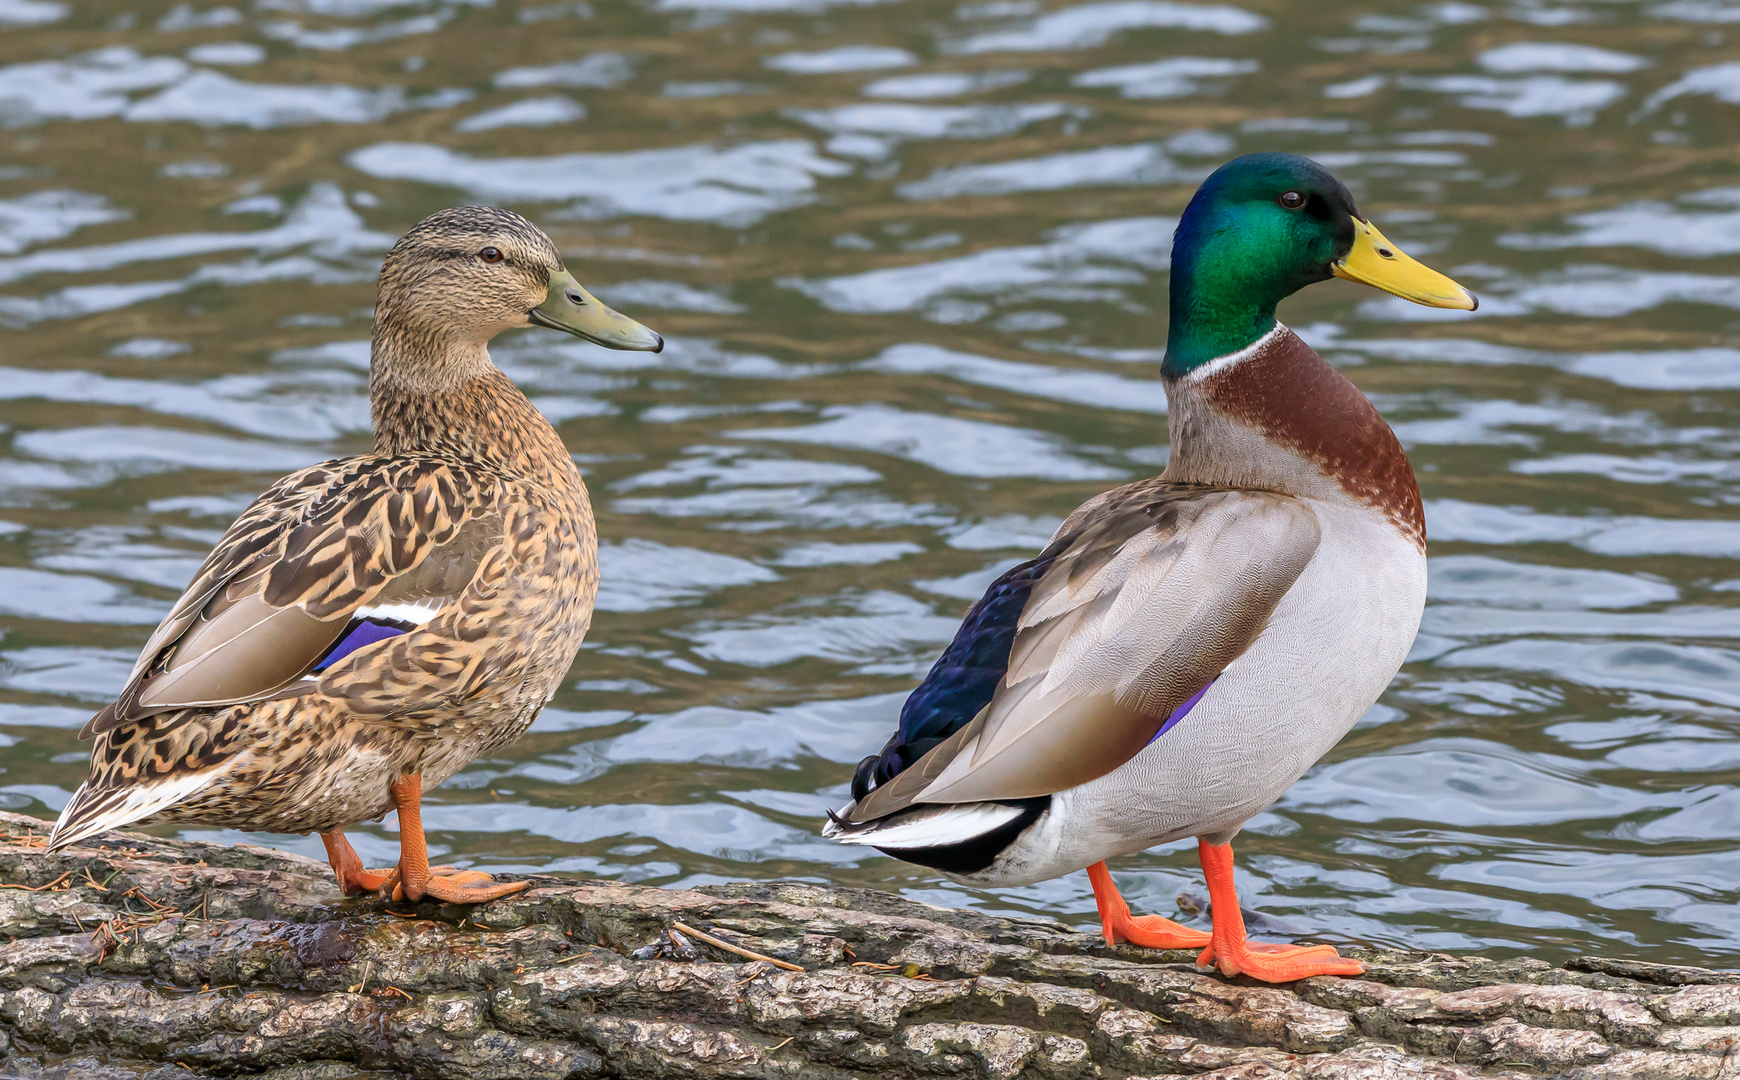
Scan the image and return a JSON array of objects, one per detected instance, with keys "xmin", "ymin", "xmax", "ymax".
[{"xmin": 3, "ymin": 0, "xmax": 1740, "ymax": 967}]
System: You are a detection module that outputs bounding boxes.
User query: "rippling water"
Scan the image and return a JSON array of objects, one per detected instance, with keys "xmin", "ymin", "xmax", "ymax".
[{"xmin": 4, "ymin": 0, "xmax": 1740, "ymax": 967}]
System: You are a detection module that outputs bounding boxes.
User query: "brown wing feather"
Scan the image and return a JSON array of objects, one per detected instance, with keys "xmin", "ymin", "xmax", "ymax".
[
  {"xmin": 134, "ymin": 596, "xmax": 345, "ymax": 711},
  {"xmin": 314, "ymin": 507, "xmax": 527, "ymax": 723},
  {"xmin": 81, "ymin": 455, "xmax": 501, "ymax": 740},
  {"xmin": 848, "ymin": 483, "xmax": 1321, "ymax": 821}
]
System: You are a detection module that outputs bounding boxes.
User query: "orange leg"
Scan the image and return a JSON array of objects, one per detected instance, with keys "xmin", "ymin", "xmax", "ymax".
[
  {"xmin": 387, "ymin": 774, "xmax": 528, "ymax": 905},
  {"xmin": 321, "ymin": 830, "xmax": 395, "ymax": 895},
  {"xmin": 1087, "ymin": 861, "xmax": 1212, "ymax": 949},
  {"xmin": 322, "ymin": 826, "xmax": 462, "ymax": 896},
  {"xmin": 1194, "ymin": 840, "xmax": 1363, "ymax": 982}
]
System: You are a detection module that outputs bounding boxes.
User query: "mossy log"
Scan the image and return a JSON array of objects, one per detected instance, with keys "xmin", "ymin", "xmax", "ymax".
[{"xmin": 1, "ymin": 811, "xmax": 1737, "ymax": 1080}]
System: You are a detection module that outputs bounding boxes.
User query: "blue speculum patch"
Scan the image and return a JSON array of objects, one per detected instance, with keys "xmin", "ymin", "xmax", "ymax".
[{"xmin": 312, "ymin": 618, "xmax": 411, "ymax": 672}]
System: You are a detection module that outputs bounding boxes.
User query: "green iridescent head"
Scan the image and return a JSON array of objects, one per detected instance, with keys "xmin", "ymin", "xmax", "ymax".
[{"xmin": 1162, "ymin": 153, "xmax": 1476, "ymax": 379}]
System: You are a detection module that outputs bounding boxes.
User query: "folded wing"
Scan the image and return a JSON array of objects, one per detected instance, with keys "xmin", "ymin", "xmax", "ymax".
[
  {"xmin": 848, "ymin": 483, "xmax": 1320, "ymax": 821},
  {"xmin": 81, "ymin": 455, "xmax": 502, "ymax": 739}
]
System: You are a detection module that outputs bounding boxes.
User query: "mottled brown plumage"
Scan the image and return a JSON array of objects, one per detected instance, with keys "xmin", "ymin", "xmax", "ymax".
[{"xmin": 51, "ymin": 206, "xmax": 663, "ymax": 903}]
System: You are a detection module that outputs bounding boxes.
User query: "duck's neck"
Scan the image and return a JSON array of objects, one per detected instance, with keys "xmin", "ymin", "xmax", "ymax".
[
  {"xmin": 1162, "ymin": 265, "xmax": 1280, "ymax": 380},
  {"xmin": 369, "ymin": 320, "xmax": 579, "ymax": 490},
  {"xmin": 1161, "ymin": 325, "xmax": 1424, "ymax": 549},
  {"xmin": 1162, "ymin": 205, "xmax": 1305, "ymax": 379},
  {"xmin": 369, "ymin": 316, "xmax": 495, "ymax": 397}
]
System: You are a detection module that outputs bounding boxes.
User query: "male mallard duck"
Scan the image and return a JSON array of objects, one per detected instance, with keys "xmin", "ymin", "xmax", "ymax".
[
  {"xmin": 48, "ymin": 207, "xmax": 664, "ymax": 904},
  {"xmin": 825, "ymin": 153, "xmax": 1477, "ymax": 982}
]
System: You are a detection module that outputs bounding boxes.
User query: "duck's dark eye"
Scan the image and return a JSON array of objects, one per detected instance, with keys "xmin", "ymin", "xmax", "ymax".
[
  {"xmin": 479, "ymin": 247, "xmax": 503, "ymax": 263},
  {"xmin": 1278, "ymin": 191, "xmax": 1305, "ymax": 210}
]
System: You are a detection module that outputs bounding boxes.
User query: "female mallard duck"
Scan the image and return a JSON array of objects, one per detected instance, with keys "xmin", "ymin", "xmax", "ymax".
[
  {"xmin": 48, "ymin": 206, "xmax": 664, "ymax": 904},
  {"xmin": 825, "ymin": 153, "xmax": 1477, "ymax": 982}
]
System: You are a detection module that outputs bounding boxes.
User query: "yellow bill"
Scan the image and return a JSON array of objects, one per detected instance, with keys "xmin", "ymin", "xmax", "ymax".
[
  {"xmin": 530, "ymin": 268, "xmax": 665, "ymax": 352},
  {"xmin": 1332, "ymin": 218, "xmax": 1478, "ymax": 311}
]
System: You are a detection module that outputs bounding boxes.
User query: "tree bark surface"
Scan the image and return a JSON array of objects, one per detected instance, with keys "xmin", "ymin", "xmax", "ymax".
[{"xmin": 1, "ymin": 811, "xmax": 1736, "ymax": 1080}]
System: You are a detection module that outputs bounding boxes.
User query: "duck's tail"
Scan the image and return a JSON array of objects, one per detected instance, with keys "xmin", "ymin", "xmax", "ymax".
[
  {"xmin": 823, "ymin": 796, "xmax": 1049, "ymax": 876},
  {"xmin": 48, "ymin": 767, "xmax": 230, "ymax": 852}
]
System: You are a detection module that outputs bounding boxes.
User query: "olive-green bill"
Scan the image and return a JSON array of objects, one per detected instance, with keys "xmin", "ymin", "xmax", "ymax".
[
  {"xmin": 1332, "ymin": 218, "xmax": 1478, "ymax": 311},
  {"xmin": 530, "ymin": 268, "xmax": 665, "ymax": 352}
]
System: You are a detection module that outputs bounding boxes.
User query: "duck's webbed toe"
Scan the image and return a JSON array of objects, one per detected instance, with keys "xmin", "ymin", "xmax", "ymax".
[
  {"xmin": 321, "ymin": 830, "xmax": 398, "ymax": 895},
  {"xmin": 1194, "ymin": 840, "xmax": 1364, "ymax": 983},
  {"xmin": 399, "ymin": 871, "xmax": 529, "ymax": 904},
  {"xmin": 1114, "ymin": 912, "xmax": 1213, "ymax": 950},
  {"xmin": 378, "ymin": 773, "xmax": 529, "ymax": 905},
  {"xmin": 1088, "ymin": 862, "xmax": 1212, "ymax": 949},
  {"xmin": 1199, "ymin": 939, "xmax": 1363, "ymax": 981},
  {"xmin": 334, "ymin": 864, "xmax": 396, "ymax": 895}
]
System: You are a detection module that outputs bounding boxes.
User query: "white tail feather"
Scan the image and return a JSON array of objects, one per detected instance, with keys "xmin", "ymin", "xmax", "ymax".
[
  {"xmin": 48, "ymin": 766, "xmax": 232, "ymax": 851},
  {"xmin": 824, "ymin": 802, "xmax": 1023, "ymax": 849}
]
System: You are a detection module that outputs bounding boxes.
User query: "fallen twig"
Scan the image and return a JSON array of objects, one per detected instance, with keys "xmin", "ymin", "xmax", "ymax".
[
  {"xmin": 734, "ymin": 961, "xmax": 771, "ymax": 986},
  {"xmin": 671, "ymin": 921, "xmax": 803, "ymax": 972},
  {"xmin": 851, "ymin": 961, "xmax": 933, "ymax": 980},
  {"xmin": 124, "ymin": 887, "xmax": 174, "ymax": 912},
  {"xmin": 0, "ymin": 870, "xmax": 73, "ymax": 892}
]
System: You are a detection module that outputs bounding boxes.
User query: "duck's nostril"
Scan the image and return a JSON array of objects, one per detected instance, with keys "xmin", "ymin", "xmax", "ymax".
[
  {"xmin": 568, "ymin": 292, "xmax": 585, "ymax": 305},
  {"xmin": 1378, "ymin": 248, "xmax": 1394, "ymax": 259}
]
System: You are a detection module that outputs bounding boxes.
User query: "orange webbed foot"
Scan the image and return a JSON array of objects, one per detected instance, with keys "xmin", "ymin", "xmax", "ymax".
[
  {"xmin": 1115, "ymin": 912, "xmax": 1214, "ymax": 950},
  {"xmin": 1087, "ymin": 862, "xmax": 1213, "ymax": 950},
  {"xmin": 373, "ymin": 865, "xmax": 460, "ymax": 894},
  {"xmin": 322, "ymin": 830, "xmax": 396, "ymax": 895},
  {"xmin": 397, "ymin": 871, "xmax": 529, "ymax": 904},
  {"xmin": 342, "ymin": 866, "xmax": 397, "ymax": 894},
  {"xmin": 376, "ymin": 774, "xmax": 532, "ymax": 904},
  {"xmin": 1193, "ymin": 840, "xmax": 1363, "ymax": 983},
  {"xmin": 1197, "ymin": 939, "xmax": 1364, "ymax": 981}
]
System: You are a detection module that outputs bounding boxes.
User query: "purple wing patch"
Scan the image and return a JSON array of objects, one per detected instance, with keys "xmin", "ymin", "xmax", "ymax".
[
  {"xmin": 1148, "ymin": 676, "xmax": 1217, "ymax": 745},
  {"xmin": 312, "ymin": 618, "xmax": 411, "ymax": 672}
]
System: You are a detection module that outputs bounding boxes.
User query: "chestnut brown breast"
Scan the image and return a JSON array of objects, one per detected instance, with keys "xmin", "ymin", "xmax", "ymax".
[{"xmin": 1191, "ymin": 328, "xmax": 1424, "ymax": 549}]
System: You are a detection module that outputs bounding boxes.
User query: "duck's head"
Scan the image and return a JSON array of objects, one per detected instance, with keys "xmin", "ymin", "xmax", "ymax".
[
  {"xmin": 1163, "ymin": 152, "xmax": 1474, "ymax": 378},
  {"xmin": 374, "ymin": 205, "xmax": 663, "ymax": 355}
]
